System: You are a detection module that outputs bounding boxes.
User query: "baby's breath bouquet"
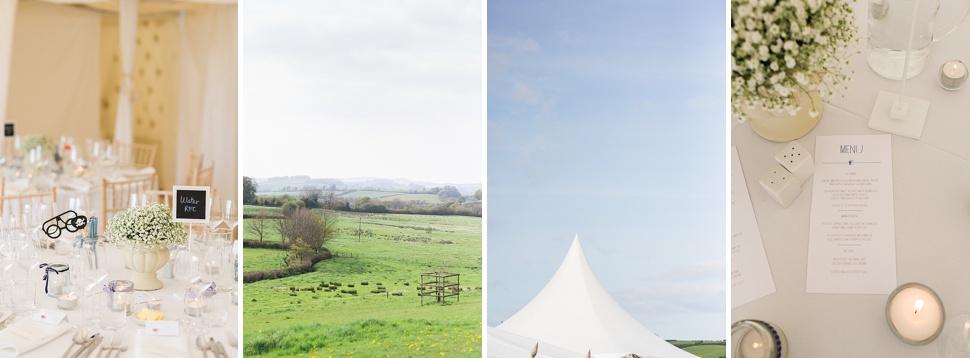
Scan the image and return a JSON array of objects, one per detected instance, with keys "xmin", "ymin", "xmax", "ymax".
[
  {"xmin": 732, "ymin": 0, "xmax": 857, "ymax": 120},
  {"xmin": 20, "ymin": 135, "xmax": 57, "ymax": 156},
  {"xmin": 106, "ymin": 202, "xmax": 187, "ymax": 247}
]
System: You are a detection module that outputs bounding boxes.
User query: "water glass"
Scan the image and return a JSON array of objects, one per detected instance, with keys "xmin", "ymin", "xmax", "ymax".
[
  {"xmin": 97, "ymin": 291, "xmax": 127, "ymax": 331},
  {"xmin": 201, "ymin": 291, "xmax": 229, "ymax": 328},
  {"xmin": 10, "ymin": 273, "xmax": 36, "ymax": 314}
]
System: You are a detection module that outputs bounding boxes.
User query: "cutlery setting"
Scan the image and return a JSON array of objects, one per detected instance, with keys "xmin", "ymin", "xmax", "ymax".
[
  {"xmin": 197, "ymin": 334, "xmax": 229, "ymax": 358},
  {"xmin": 62, "ymin": 330, "xmax": 101, "ymax": 358}
]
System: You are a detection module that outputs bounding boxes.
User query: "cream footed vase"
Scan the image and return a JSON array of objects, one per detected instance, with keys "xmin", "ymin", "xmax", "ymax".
[{"xmin": 124, "ymin": 245, "xmax": 170, "ymax": 291}]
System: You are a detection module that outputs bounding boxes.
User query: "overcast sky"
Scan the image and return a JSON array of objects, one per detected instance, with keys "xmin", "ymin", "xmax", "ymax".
[
  {"xmin": 242, "ymin": 0, "xmax": 482, "ymax": 184},
  {"xmin": 487, "ymin": 0, "xmax": 726, "ymax": 340}
]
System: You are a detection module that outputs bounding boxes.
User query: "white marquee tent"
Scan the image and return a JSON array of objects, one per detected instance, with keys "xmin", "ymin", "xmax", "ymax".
[
  {"xmin": 491, "ymin": 235, "xmax": 697, "ymax": 358},
  {"xmin": 0, "ymin": 0, "xmax": 237, "ymax": 199}
]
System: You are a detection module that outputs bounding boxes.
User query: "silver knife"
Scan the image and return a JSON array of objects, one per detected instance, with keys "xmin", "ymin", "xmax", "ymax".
[{"xmin": 216, "ymin": 340, "xmax": 229, "ymax": 358}]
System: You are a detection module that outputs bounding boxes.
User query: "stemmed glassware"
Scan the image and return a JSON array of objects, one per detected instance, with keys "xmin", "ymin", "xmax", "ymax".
[
  {"xmin": 207, "ymin": 198, "xmax": 223, "ymax": 231},
  {"xmin": 223, "ymin": 200, "xmax": 238, "ymax": 240}
]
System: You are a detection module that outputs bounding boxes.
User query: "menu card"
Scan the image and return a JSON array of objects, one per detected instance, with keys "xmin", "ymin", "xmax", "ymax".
[
  {"xmin": 731, "ymin": 146, "xmax": 776, "ymax": 307},
  {"xmin": 806, "ymin": 135, "xmax": 896, "ymax": 294}
]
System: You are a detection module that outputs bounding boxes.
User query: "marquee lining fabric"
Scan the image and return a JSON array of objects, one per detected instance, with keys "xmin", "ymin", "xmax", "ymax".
[{"xmin": 494, "ymin": 235, "xmax": 697, "ymax": 358}]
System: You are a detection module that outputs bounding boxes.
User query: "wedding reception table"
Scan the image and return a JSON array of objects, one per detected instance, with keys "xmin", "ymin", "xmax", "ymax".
[
  {"xmin": 732, "ymin": 1, "xmax": 970, "ymax": 356},
  {"xmin": 3, "ymin": 159, "xmax": 155, "ymax": 216},
  {"xmin": 0, "ymin": 242, "xmax": 239, "ymax": 357}
]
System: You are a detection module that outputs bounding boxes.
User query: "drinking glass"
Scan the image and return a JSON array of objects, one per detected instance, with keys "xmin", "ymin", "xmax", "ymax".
[
  {"xmin": 72, "ymin": 238, "xmax": 108, "ymax": 293},
  {"xmin": 201, "ymin": 229, "xmax": 233, "ymax": 292},
  {"xmin": 201, "ymin": 291, "xmax": 229, "ymax": 328},
  {"xmin": 223, "ymin": 200, "xmax": 238, "ymax": 240},
  {"xmin": 97, "ymin": 291, "xmax": 127, "ymax": 331}
]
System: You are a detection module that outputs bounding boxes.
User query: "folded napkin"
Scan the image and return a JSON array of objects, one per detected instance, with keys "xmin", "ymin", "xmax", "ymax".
[
  {"xmin": 0, "ymin": 314, "xmax": 73, "ymax": 357},
  {"xmin": 58, "ymin": 178, "xmax": 96, "ymax": 192},
  {"xmin": 117, "ymin": 167, "xmax": 156, "ymax": 179},
  {"xmin": 133, "ymin": 329, "xmax": 189, "ymax": 358}
]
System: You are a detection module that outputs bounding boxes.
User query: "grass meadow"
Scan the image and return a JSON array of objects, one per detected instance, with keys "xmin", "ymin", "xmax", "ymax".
[
  {"xmin": 255, "ymin": 190, "xmax": 443, "ymax": 204},
  {"xmin": 243, "ymin": 206, "xmax": 482, "ymax": 357}
]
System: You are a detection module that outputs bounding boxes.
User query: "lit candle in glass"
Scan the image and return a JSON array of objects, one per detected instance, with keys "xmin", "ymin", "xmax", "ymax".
[
  {"xmin": 887, "ymin": 283, "xmax": 945, "ymax": 345},
  {"xmin": 939, "ymin": 60, "xmax": 968, "ymax": 90},
  {"xmin": 206, "ymin": 261, "xmax": 221, "ymax": 275},
  {"xmin": 732, "ymin": 319, "xmax": 788, "ymax": 358},
  {"xmin": 185, "ymin": 299, "xmax": 207, "ymax": 317}
]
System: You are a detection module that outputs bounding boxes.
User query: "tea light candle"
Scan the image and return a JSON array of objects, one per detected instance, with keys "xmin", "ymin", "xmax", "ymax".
[
  {"xmin": 206, "ymin": 261, "xmax": 221, "ymax": 275},
  {"xmin": 49, "ymin": 282, "xmax": 62, "ymax": 296},
  {"xmin": 57, "ymin": 293, "xmax": 79, "ymax": 310},
  {"xmin": 147, "ymin": 298, "xmax": 161, "ymax": 311},
  {"xmin": 939, "ymin": 60, "xmax": 968, "ymax": 90},
  {"xmin": 185, "ymin": 300, "xmax": 207, "ymax": 317},
  {"xmin": 739, "ymin": 329, "xmax": 766, "ymax": 357},
  {"xmin": 887, "ymin": 283, "xmax": 945, "ymax": 345},
  {"xmin": 732, "ymin": 319, "xmax": 788, "ymax": 358}
]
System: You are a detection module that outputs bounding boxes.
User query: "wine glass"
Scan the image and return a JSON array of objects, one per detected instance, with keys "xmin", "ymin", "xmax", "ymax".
[
  {"xmin": 223, "ymin": 200, "xmax": 238, "ymax": 240},
  {"xmin": 207, "ymin": 199, "xmax": 223, "ymax": 231}
]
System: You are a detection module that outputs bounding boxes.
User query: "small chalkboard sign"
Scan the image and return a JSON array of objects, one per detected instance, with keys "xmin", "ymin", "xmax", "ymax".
[
  {"xmin": 4, "ymin": 122, "xmax": 13, "ymax": 137},
  {"xmin": 173, "ymin": 186, "xmax": 210, "ymax": 223}
]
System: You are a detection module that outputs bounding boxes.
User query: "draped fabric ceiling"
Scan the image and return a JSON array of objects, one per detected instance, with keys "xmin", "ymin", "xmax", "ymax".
[{"xmin": 0, "ymin": 0, "xmax": 237, "ymax": 200}]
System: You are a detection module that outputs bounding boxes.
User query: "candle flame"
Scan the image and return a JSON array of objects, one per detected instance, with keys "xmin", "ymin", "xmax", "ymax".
[
  {"xmin": 752, "ymin": 342, "xmax": 762, "ymax": 349},
  {"xmin": 914, "ymin": 299, "xmax": 924, "ymax": 314}
]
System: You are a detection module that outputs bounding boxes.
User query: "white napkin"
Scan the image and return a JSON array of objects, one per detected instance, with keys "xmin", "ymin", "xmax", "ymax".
[
  {"xmin": 0, "ymin": 314, "xmax": 73, "ymax": 357},
  {"xmin": 118, "ymin": 167, "xmax": 155, "ymax": 179},
  {"xmin": 133, "ymin": 329, "xmax": 189, "ymax": 358},
  {"xmin": 59, "ymin": 178, "xmax": 96, "ymax": 192}
]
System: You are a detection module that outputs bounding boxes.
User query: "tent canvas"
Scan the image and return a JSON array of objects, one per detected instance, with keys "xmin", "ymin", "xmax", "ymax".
[{"xmin": 493, "ymin": 235, "xmax": 697, "ymax": 358}]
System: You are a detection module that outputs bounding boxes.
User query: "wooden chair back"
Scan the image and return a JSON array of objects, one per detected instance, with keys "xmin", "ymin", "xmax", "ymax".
[
  {"xmin": 195, "ymin": 160, "xmax": 215, "ymax": 187},
  {"xmin": 0, "ymin": 188, "xmax": 57, "ymax": 231},
  {"xmin": 101, "ymin": 174, "xmax": 155, "ymax": 233},
  {"xmin": 113, "ymin": 141, "xmax": 157, "ymax": 168}
]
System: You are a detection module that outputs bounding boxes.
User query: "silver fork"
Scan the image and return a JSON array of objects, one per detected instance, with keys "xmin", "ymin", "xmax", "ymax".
[
  {"xmin": 112, "ymin": 332, "xmax": 129, "ymax": 358},
  {"xmin": 98, "ymin": 332, "xmax": 124, "ymax": 358}
]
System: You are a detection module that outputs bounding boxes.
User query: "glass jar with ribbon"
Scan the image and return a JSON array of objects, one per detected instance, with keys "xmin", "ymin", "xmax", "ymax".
[
  {"xmin": 104, "ymin": 280, "xmax": 134, "ymax": 315},
  {"xmin": 39, "ymin": 262, "xmax": 70, "ymax": 298}
]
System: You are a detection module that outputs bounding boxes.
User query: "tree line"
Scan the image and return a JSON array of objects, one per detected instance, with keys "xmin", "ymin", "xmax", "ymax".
[{"xmin": 243, "ymin": 176, "xmax": 482, "ymax": 217}]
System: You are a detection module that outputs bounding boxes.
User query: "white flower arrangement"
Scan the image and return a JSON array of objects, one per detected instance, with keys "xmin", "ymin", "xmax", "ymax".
[
  {"xmin": 732, "ymin": 0, "xmax": 857, "ymax": 120},
  {"xmin": 106, "ymin": 203, "xmax": 187, "ymax": 247},
  {"xmin": 20, "ymin": 135, "xmax": 57, "ymax": 156}
]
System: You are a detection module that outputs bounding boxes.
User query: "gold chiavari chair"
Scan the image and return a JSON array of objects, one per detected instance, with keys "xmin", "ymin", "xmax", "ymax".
[
  {"xmin": 195, "ymin": 160, "xmax": 215, "ymax": 187},
  {"xmin": 184, "ymin": 151, "xmax": 205, "ymax": 186},
  {"xmin": 113, "ymin": 141, "xmax": 158, "ymax": 169},
  {"xmin": 0, "ymin": 188, "xmax": 57, "ymax": 231},
  {"xmin": 101, "ymin": 174, "xmax": 155, "ymax": 233}
]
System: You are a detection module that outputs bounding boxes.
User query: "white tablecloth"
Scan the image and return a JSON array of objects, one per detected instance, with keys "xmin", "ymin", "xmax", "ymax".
[
  {"xmin": 732, "ymin": 1, "xmax": 970, "ymax": 356},
  {"xmin": 5, "ymin": 244, "xmax": 238, "ymax": 358}
]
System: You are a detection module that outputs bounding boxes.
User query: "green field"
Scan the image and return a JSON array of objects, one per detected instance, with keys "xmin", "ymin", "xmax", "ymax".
[
  {"xmin": 255, "ymin": 190, "xmax": 442, "ymax": 204},
  {"xmin": 243, "ymin": 206, "xmax": 482, "ymax": 357},
  {"xmin": 668, "ymin": 341, "xmax": 726, "ymax": 358}
]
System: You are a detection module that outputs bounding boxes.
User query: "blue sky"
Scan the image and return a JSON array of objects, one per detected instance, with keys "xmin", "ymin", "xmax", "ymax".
[
  {"xmin": 487, "ymin": 0, "xmax": 726, "ymax": 340},
  {"xmin": 243, "ymin": 0, "xmax": 482, "ymax": 184}
]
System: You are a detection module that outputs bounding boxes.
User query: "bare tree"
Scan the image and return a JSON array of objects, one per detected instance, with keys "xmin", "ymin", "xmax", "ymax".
[
  {"xmin": 244, "ymin": 213, "xmax": 270, "ymax": 242},
  {"xmin": 271, "ymin": 217, "xmax": 289, "ymax": 245}
]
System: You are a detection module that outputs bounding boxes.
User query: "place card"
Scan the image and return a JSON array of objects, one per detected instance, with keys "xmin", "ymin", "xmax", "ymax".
[
  {"xmin": 173, "ymin": 186, "xmax": 210, "ymax": 223},
  {"xmin": 145, "ymin": 321, "xmax": 179, "ymax": 337},
  {"xmin": 31, "ymin": 309, "xmax": 66, "ymax": 325},
  {"xmin": 731, "ymin": 146, "xmax": 776, "ymax": 307},
  {"xmin": 806, "ymin": 135, "xmax": 896, "ymax": 294}
]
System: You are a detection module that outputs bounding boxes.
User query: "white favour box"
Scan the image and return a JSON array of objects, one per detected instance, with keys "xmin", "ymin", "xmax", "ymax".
[
  {"xmin": 760, "ymin": 164, "xmax": 801, "ymax": 208},
  {"xmin": 774, "ymin": 141, "xmax": 815, "ymax": 185}
]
